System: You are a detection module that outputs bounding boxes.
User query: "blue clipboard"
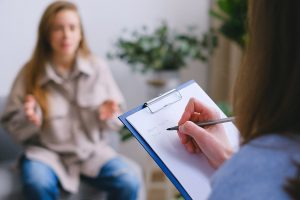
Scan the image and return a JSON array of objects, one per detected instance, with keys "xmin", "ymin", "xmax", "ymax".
[{"xmin": 118, "ymin": 80, "xmax": 195, "ymax": 200}]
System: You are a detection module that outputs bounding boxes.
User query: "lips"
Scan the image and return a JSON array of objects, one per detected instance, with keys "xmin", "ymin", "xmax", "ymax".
[{"xmin": 61, "ymin": 43, "xmax": 72, "ymax": 48}]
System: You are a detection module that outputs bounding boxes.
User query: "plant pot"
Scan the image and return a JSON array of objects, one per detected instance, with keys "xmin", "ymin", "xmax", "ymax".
[{"xmin": 146, "ymin": 70, "xmax": 180, "ymax": 98}]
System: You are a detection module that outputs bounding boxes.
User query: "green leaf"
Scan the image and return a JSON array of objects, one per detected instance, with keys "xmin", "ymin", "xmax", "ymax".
[
  {"xmin": 211, "ymin": 0, "xmax": 247, "ymax": 48},
  {"xmin": 107, "ymin": 21, "xmax": 216, "ymax": 72},
  {"xmin": 209, "ymin": 10, "xmax": 227, "ymax": 21}
]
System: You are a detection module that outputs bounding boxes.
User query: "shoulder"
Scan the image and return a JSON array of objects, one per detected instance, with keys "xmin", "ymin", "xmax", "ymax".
[
  {"xmin": 76, "ymin": 55, "xmax": 113, "ymax": 79},
  {"xmin": 13, "ymin": 64, "xmax": 28, "ymax": 83},
  {"xmin": 8, "ymin": 63, "xmax": 29, "ymax": 94},
  {"xmin": 209, "ymin": 134, "xmax": 300, "ymax": 200},
  {"xmin": 81, "ymin": 55, "xmax": 110, "ymax": 71}
]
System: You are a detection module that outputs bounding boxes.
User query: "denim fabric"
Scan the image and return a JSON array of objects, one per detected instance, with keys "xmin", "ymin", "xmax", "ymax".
[
  {"xmin": 20, "ymin": 157, "xmax": 60, "ymax": 200},
  {"xmin": 83, "ymin": 157, "xmax": 140, "ymax": 200},
  {"xmin": 20, "ymin": 156, "xmax": 139, "ymax": 200}
]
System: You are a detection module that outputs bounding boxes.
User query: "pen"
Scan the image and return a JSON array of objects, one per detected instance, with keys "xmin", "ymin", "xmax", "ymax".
[{"xmin": 166, "ymin": 116, "xmax": 235, "ymax": 131}]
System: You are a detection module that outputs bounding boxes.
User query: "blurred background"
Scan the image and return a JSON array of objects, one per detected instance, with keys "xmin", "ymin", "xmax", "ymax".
[{"xmin": 0, "ymin": 0, "xmax": 246, "ymax": 199}]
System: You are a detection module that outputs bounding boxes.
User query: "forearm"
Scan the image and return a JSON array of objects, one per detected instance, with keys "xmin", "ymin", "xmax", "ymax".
[{"xmin": 1, "ymin": 106, "xmax": 42, "ymax": 143}]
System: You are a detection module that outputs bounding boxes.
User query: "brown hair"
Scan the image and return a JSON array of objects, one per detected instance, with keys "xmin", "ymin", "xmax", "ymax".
[
  {"xmin": 233, "ymin": 0, "xmax": 300, "ymax": 198},
  {"xmin": 234, "ymin": 0, "xmax": 300, "ymax": 143},
  {"xmin": 23, "ymin": 1, "xmax": 91, "ymax": 120}
]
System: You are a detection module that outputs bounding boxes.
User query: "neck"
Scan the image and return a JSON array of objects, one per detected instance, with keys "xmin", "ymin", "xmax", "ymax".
[{"xmin": 51, "ymin": 54, "xmax": 76, "ymax": 70}]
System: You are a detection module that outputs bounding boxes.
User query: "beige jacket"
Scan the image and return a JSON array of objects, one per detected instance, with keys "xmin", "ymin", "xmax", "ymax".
[{"xmin": 1, "ymin": 56, "xmax": 125, "ymax": 193}]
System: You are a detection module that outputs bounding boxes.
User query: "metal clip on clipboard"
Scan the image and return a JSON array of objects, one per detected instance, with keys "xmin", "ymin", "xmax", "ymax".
[{"xmin": 144, "ymin": 89, "xmax": 182, "ymax": 113}]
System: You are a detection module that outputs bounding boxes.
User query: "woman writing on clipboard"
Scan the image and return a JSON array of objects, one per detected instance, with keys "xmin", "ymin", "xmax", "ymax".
[{"xmin": 178, "ymin": 0, "xmax": 300, "ymax": 199}]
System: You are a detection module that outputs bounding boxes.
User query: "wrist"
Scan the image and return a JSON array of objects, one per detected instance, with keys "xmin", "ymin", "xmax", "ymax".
[{"xmin": 214, "ymin": 146, "xmax": 233, "ymax": 169}]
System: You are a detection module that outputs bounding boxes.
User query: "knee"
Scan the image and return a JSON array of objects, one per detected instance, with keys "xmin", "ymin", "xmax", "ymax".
[
  {"xmin": 116, "ymin": 173, "xmax": 140, "ymax": 194},
  {"xmin": 21, "ymin": 159, "xmax": 59, "ymax": 197}
]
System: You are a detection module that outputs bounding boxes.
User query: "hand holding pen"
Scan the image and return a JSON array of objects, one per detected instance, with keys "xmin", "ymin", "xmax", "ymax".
[{"xmin": 177, "ymin": 98, "xmax": 234, "ymax": 169}]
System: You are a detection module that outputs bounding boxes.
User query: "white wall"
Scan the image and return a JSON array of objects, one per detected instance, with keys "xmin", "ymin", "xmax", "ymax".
[{"xmin": 0, "ymin": 0, "xmax": 210, "ymax": 109}]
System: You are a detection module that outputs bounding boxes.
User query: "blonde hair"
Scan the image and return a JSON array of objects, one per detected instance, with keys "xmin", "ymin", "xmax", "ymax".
[{"xmin": 24, "ymin": 1, "xmax": 91, "ymax": 121}]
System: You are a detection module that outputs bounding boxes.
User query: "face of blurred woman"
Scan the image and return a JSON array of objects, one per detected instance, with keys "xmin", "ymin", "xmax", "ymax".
[{"xmin": 49, "ymin": 10, "xmax": 82, "ymax": 58}]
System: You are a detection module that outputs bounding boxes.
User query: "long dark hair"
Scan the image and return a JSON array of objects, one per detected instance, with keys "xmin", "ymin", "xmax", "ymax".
[{"xmin": 233, "ymin": 0, "xmax": 300, "ymax": 198}]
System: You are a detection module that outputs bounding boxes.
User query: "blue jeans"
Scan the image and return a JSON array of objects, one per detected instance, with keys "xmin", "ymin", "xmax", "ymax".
[{"xmin": 20, "ymin": 156, "xmax": 140, "ymax": 200}]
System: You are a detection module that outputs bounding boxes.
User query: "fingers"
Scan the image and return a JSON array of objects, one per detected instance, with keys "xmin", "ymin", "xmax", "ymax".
[
  {"xmin": 190, "ymin": 113, "xmax": 201, "ymax": 122},
  {"xmin": 186, "ymin": 139, "xmax": 196, "ymax": 153},
  {"xmin": 103, "ymin": 100, "xmax": 120, "ymax": 112},
  {"xmin": 24, "ymin": 95, "xmax": 36, "ymax": 116},
  {"xmin": 24, "ymin": 95, "xmax": 41, "ymax": 127},
  {"xmin": 178, "ymin": 98, "xmax": 216, "ymax": 126},
  {"xmin": 178, "ymin": 132, "xmax": 198, "ymax": 153},
  {"xmin": 178, "ymin": 98, "xmax": 209, "ymax": 146},
  {"xmin": 180, "ymin": 121, "xmax": 207, "ymax": 139},
  {"xmin": 99, "ymin": 100, "xmax": 121, "ymax": 120},
  {"xmin": 25, "ymin": 95, "xmax": 35, "ymax": 102},
  {"xmin": 24, "ymin": 96, "xmax": 35, "ymax": 109},
  {"xmin": 185, "ymin": 138, "xmax": 201, "ymax": 153},
  {"xmin": 100, "ymin": 112, "xmax": 113, "ymax": 120},
  {"xmin": 193, "ymin": 140, "xmax": 201, "ymax": 153},
  {"xmin": 179, "ymin": 121, "xmax": 232, "ymax": 168},
  {"xmin": 178, "ymin": 98, "xmax": 197, "ymax": 126},
  {"xmin": 179, "ymin": 121, "xmax": 207, "ymax": 141},
  {"xmin": 110, "ymin": 101, "xmax": 120, "ymax": 113},
  {"xmin": 178, "ymin": 121, "xmax": 208, "ymax": 153},
  {"xmin": 28, "ymin": 113, "xmax": 41, "ymax": 127}
]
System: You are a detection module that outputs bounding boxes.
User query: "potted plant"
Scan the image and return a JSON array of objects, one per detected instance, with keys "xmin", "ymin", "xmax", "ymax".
[
  {"xmin": 108, "ymin": 22, "xmax": 216, "ymax": 92},
  {"xmin": 108, "ymin": 22, "xmax": 216, "ymax": 73}
]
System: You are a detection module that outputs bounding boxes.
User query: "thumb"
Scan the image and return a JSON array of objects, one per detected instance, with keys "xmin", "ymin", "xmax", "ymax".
[{"xmin": 180, "ymin": 121, "xmax": 209, "ymax": 144}]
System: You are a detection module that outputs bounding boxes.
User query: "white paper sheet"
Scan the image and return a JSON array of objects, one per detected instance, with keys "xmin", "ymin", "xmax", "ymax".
[{"xmin": 126, "ymin": 82, "xmax": 239, "ymax": 200}]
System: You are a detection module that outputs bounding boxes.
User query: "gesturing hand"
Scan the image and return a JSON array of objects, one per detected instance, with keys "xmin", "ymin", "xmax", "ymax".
[
  {"xmin": 98, "ymin": 100, "xmax": 120, "ymax": 121},
  {"xmin": 177, "ymin": 98, "xmax": 233, "ymax": 168},
  {"xmin": 24, "ymin": 95, "xmax": 41, "ymax": 127}
]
